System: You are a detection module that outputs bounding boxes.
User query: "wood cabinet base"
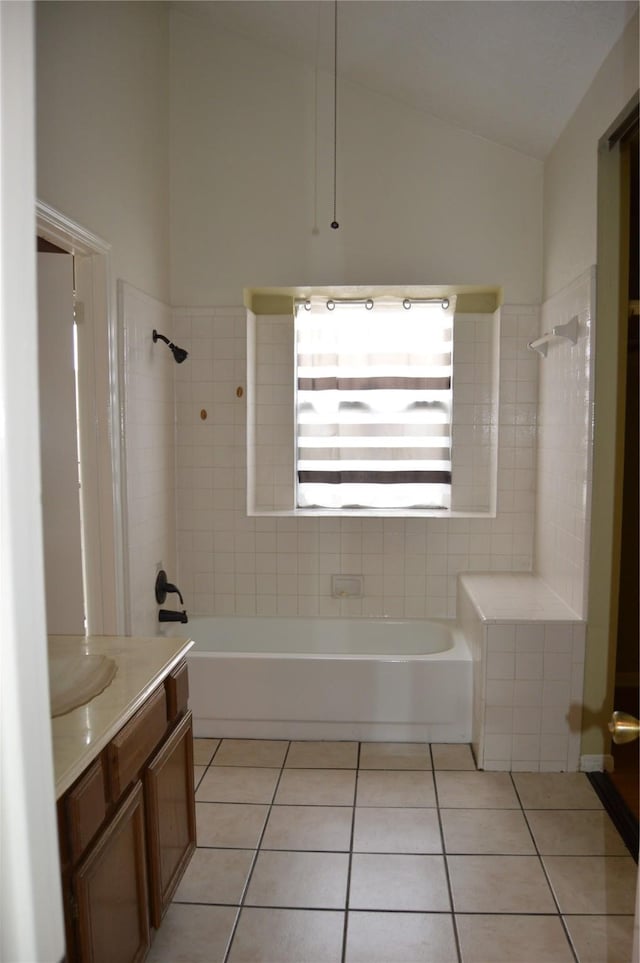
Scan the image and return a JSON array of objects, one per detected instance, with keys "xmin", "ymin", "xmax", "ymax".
[
  {"xmin": 145, "ymin": 711, "xmax": 196, "ymax": 926},
  {"xmin": 74, "ymin": 783, "xmax": 150, "ymax": 963}
]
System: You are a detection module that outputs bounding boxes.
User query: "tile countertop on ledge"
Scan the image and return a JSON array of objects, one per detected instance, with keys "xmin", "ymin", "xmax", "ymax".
[
  {"xmin": 459, "ymin": 573, "xmax": 583, "ymax": 623},
  {"xmin": 49, "ymin": 633, "xmax": 193, "ymax": 799}
]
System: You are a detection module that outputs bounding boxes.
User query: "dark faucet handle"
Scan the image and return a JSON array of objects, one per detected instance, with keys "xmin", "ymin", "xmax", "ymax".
[
  {"xmin": 164, "ymin": 581, "xmax": 184, "ymax": 605},
  {"xmin": 155, "ymin": 569, "xmax": 185, "ymax": 606}
]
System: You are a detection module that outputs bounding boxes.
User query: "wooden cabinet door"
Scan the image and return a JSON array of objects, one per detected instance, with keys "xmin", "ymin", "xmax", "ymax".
[
  {"xmin": 145, "ymin": 711, "xmax": 196, "ymax": 927},
  {"xmin": 74, "ymin": 782, "xmax": 149, "ymax": 963}
]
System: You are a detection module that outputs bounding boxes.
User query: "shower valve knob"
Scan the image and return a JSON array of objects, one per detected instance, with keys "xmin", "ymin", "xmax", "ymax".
[{"xmin": 155, "ymin": 569, "xmax": 184, "ymax": 606}]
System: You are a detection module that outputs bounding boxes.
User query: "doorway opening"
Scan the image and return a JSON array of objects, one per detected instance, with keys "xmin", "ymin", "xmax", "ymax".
[{"xmin": 36, "ymin": 202, "xmax": 125, "ymax": 635}]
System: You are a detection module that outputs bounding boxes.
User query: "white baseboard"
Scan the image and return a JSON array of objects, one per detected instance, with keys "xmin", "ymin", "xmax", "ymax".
[{"xmin": 580, "ymin": 753, "xmax": 614, "ymax": 772}]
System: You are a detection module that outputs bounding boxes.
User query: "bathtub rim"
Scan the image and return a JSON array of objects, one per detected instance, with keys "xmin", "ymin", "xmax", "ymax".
[{"xmin": 183, "ymin": 616, "xmax": 471, "ymax": 663}]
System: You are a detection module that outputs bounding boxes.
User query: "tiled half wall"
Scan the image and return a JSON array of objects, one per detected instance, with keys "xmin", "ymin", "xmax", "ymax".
[
  {"xmin": 459, "ymin": 573, "xmax": 586, "ymax": 772},
  {"xmin": 173, "ymin": 305, "xmax": 540, "ymax": 619}
]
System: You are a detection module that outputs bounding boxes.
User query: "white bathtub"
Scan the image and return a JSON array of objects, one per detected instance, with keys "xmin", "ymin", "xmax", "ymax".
[{"xmin": 181, "ymin": 616, "xmax": 472, "ymax": 742}]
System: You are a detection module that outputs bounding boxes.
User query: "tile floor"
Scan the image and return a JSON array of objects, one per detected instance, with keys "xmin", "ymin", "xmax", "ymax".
[{"xmin": 147, "ymin": 739, "xmax": 637, "ymax": 963}]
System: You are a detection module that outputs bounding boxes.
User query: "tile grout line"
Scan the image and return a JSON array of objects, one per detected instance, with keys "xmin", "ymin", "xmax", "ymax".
[
  {"xmin": 508, "ymin": 772, "xmax": 581, "ymax": 963},
  {"xmin": 220, "ymin": 740, "xmax": 293, "ymax": 963},
  {"xmin": 431, "ymin": 743, "xmax": 464, "ymax": 963},
  {"xmin": 340, "ymin": 742, "xmax": 360, "ymax": 963}
]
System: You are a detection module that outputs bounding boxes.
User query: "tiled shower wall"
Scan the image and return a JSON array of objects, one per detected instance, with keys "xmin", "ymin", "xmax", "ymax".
[
  {"xmin": 173, "ymin": 304, "xmax": 540, "ymax": 620},
  {"xmin": 120, "ymin": 282, "xmax": 177, "ymax": 635},
  {"xmin": 535, "ymin": 267, "xmax": 595, "ymax": 617}
]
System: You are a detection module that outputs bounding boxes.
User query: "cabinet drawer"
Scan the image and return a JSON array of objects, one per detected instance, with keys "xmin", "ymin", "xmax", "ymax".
[
  {"xmin": 165, "ymin": 660, "xmax": 189, "ymax": 720},
  {"xmin": 66, "ymin": 757, "xmax": 107, "ymax": 862},
  {"xmin": 107, "ymin": 687, "xmax": 167, "ymax": 801}
]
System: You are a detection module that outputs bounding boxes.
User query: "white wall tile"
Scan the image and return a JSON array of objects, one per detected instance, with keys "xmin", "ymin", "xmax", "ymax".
[
  {"xmin": 535, "ymin": 268, "xmax": 594, "ymax": 617},
  {"xmin": 178, "ymin": 305, "xmax": 540, "ymax": 619},
  {"xmin": 121, "ymin": 283, "xmax": 176, "ymax": 635}
]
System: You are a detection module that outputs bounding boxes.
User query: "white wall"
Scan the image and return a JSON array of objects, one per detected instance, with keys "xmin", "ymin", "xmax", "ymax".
[
  {"xmin": 36, "ymin": 0, "xmax": 171, "ymax": 304},
  {"xmin": 169, "ymin": 7, "xmax": 543, "ymax": 306},
  {"xmin": 36, "ymin": 1, "xmax": 174, "ymax": 636},
  {"xmin": 1, "ymin": 3, "xmax": 64, "ymax": 958},
  {"xmin": 542, "ymin": 12, "xmax": 639, "ymax": 301}
]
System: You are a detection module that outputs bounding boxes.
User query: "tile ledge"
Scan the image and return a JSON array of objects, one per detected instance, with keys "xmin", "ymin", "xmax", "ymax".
[{"xmin": 458, "ymin": 572, "xmax": 583, "ymax": 623}]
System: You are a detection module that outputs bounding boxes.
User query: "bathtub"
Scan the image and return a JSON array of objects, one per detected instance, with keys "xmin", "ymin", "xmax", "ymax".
[{"xmin": 181, "ymin": 616, "xmax": 472, "ymax": 742}]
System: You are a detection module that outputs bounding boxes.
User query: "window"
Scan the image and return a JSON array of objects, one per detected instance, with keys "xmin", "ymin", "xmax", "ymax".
[
  {"xmin": 246, "ymin": 288, "xmax": 498, "ymax": 518},
  {"xmin": 295, "ymin": 296, "xmax": 455, "ymax": 510}
]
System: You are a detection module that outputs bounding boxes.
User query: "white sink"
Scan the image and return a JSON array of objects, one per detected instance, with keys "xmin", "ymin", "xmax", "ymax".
[{"xmin": 49, "ymin": 653, "xmax": 117, "ymax": 717}]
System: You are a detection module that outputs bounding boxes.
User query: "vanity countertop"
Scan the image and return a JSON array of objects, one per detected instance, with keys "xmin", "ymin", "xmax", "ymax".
[{"xmin": 50, "ymin": 633, "xmax": 193, "ymax": 799}]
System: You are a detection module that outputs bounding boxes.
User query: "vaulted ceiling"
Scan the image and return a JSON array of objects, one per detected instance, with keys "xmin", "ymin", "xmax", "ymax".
[{"xmin": 176, "ymin": 0, "xmax": 637, "ymax": 158}]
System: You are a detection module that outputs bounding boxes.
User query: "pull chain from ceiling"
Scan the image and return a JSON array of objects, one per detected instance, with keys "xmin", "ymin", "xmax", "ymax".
[{"xmin": 330, "ymin": 0, "xmax": 339, "ymax": 230}]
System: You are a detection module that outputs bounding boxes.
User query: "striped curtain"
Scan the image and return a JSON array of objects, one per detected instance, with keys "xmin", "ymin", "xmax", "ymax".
[{"xmin": 295, "ymin": 297, "xmax": 455, "ymax": 510}]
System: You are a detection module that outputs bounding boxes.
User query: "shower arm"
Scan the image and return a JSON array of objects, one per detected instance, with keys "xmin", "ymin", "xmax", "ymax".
[{"xmin": 152, "ymin": 329, "xmax": 188, "ymax": 364}]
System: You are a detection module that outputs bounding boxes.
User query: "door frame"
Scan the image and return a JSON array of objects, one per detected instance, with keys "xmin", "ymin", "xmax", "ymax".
[
  {"xmin": 583, "ymin": 93, "xmax": 639, "ymax": 761},
  {"xmin": 36, "ymin": 201, "xmax": 126, "ymax": 635}
]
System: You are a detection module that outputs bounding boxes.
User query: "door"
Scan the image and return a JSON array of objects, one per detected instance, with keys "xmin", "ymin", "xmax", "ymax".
[
  {"xmin": 37, "ymin": 251, "xmax": 85, "ymax": 634},
  {"xmin": 609, "ymin": 128, "xmax": 639, "ymax": 820}
]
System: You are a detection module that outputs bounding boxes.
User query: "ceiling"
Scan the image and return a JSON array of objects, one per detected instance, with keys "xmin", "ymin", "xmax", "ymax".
[{"xmin": 175, "ymin": 0, "xmax": 637, "ymax": 158}]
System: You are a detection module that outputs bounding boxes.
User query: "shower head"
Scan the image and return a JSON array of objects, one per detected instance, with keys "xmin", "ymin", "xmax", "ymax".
[{"xmin": 152, "ymin": 329, "xmax": 188, "ymax": 364}]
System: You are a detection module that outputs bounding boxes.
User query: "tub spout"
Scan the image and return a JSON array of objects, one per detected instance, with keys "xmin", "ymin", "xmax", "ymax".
[{"xmin": 159, "ymin": 608, "xmax": 189, "ymax": 624}]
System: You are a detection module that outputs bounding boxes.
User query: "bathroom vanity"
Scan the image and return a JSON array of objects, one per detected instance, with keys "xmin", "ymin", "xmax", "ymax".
[{"xmin": 50, "ymin": 634, "xmax": 195, "ymax": 963}]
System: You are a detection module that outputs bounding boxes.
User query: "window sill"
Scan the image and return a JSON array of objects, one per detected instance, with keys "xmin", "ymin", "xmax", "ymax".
[{"xmin": 247, "ymin": 508, "xmax": 497, "ymax": 519}]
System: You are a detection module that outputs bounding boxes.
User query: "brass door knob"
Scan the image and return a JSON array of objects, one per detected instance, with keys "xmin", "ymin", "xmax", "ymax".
[{"xmin": 608, "ymin": 710, "xmax": 640, "ymax": 745}]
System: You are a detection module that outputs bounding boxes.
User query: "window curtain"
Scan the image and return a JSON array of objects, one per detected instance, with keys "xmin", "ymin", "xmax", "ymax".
[{"xmin": 295, "ymin": 297, "xmax": 455, "ymax": 509}]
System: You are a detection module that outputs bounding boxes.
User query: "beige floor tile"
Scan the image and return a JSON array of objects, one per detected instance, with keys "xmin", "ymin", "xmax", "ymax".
[
  {"xmin": 448, "ymin": 855, "xmax": 556, "ymax": 913},
  {"xmin": 512, "ymin": 772, "xmax": 603, "ymax": 809},
  {"xmin": 227, "ymin": 907, "xmax": 344, "ymax": 963},
  {"xmin": 275, "ymin": 768, "xmax": 356, "ymax": 806},
  {"xmin": 192, "ymin": 737, "xmax": 220, "ymax": 766},
  {"xmin": 349, "ymin": 854, "xmax": 450, "ymax": 911},
  {"xmin": 352, "ymin": 807, "xmax": 442, "ymax": 853},
  {"xmin": 527, "ymin": 809, "xmax": 628, "ymax": 856},
  {"xmin": 195, "ymin": 802, "xmax": 269, "ymax": 849},
  {"xmin": 359, "ymin": 742, "xmax": 432, "ymax": 770},
  {"xmin": 356, "ymin": 770, "xmax": 436, "ymax": 807},
  {"xmin": 435, "ymin": 771, "xmax": 519, "ymax": 808},
  {"xmin": 196, "ymin": 766, "xmax": 280, "ymax": 804},
  {"xmin": 212, "ymin": 739, "xmax": 288, "ymax": 768},
  {"xmin": 173, "ymin": 848, "xmax": 254, "ymax": 905},
  {"xmin": 345, "ymin": 911, "xmax": 457, "ymax": 963},
  {"xmin": 262, "ymin": 805, "xmax": 352, "ymax": 851},
  {"xmin": 543, "ymin": 855, "xmax": 637, "ymax": 914},
  {"xmin": 146, "ymin": 904, "xmax": 238, "ymax": 963},
  {"xmin": 431, "ymin": 744, "xmax": 476, "ymax": 770},
  {"xmin": 441, "ymin": 808, "xmax": 535, "ymax": 854},
  {"xmin": 245, "ymin": 850, "xmax": 349, "ymax": 909},
  {"xmin": 286, "ymin": 740, "xmax": 358, "ymax": 768},
  {"xmin": 456, "ymin": 914, "xmax": 574, "ymax": 963},
  {"xmin": 563, "ymin": 914, "xmax": 635, "ymax": 963},
  {"xmin": 194, "ymin": 765, "xmax": 206, "ymax": 790},
  {"xmin": 435, "ymin": 772, "xmax": 520, "ymax": 809}
]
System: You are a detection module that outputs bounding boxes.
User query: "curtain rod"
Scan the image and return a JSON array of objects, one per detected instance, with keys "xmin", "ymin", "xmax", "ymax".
[{"xmin": 295, "ymin": 297, "xmax": 450, "ymax": 311}]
